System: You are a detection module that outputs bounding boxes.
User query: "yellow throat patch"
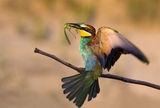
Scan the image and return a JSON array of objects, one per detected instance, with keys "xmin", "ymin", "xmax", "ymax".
[{"xmin": 79, "ymin": 30, "xmax": 91, "ymax": 37}]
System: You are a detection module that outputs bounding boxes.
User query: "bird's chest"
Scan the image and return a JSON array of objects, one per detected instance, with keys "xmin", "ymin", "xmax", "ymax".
[
  {"xmin": 80, "ymin": 45, "xmax": 96, "ymax": 61},
  {"xmin": 79, "ymin": 39, "xmax": 97, "ymax": 71}
]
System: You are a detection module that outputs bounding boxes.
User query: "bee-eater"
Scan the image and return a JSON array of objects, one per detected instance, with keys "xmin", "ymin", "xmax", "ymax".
[{"xmin": 62, "ymin": 23, "xmax": 149, "ymax": 107}]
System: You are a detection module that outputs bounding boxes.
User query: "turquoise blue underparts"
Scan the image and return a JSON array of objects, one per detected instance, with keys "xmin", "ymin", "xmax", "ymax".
[{"xmin": 79, "ymin": 37, "xmax": 97, "ymax": 71}]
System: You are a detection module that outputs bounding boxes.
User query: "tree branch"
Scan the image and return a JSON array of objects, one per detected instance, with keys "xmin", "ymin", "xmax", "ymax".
[
  {"xmin": 34, "ymin": 48, "xmax": 160, "ymax": 90},
  {"xmin": 34, "ymin": 48, "xmax": 84, "ymax": 73}
]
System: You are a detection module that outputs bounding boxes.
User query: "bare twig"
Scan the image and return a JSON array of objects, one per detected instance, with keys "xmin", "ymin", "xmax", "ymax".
[
  {"xmin": 34, "ymin": 48, "xmax": 160, "ymax": 90},
  {"xmin": 34, "ymin": 48, "xmax": 84, "ymax": 72},
  {"xmin": 100, "ymin": 74, "xmax": 160, "ymax": 90}
]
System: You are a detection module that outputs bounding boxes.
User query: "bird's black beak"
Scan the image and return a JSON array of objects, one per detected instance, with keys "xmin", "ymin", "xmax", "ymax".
[{"xmin": 64, "ymin": 23, "xmax": 82, "ymax": 29}]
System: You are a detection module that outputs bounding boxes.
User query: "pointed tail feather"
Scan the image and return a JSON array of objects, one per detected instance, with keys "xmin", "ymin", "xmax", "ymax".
[
  {"xmin": 62, "ymin": 72, "xmax": 100, "ymax": 107},
  {"xmin": 88, "ymin": 79, "xmax": 100, "ymax": 101}
]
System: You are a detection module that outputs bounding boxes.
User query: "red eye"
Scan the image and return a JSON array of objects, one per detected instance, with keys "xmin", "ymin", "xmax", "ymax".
[{"xmin": 84, "ymin": 27, "xmax": 88, "ymax": 30}]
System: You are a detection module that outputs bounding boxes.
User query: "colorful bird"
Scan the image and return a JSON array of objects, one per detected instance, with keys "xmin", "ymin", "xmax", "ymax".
[{"xmin": 62, "ymin": 23, "xmax": 149, "ymax": 107}]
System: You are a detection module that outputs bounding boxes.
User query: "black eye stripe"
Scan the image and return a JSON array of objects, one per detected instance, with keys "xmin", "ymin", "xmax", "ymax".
[
  {"xmin": 87, "ymin": 29, "xmax": 91, "ymax": 33},
  {"xmin": 81, "ymin": 28, "xmax": 91, "ymax": 33}
]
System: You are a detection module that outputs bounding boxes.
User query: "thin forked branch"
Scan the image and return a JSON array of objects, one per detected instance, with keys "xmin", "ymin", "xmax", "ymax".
[{"xmin": 34, "ymin": 48, "xmax": 160, "ymax": 90}]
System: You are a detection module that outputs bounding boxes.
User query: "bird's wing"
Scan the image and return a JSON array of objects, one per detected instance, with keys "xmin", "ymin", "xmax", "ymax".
[{"xmin": 89, "ymin": 27, "xmax": 149, "ymax": 71}]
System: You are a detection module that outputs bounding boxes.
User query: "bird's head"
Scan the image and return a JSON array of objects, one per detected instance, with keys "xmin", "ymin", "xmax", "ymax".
[{"xmin": 64, "ymin": 23, "xmax": 96, "ymax": 37}]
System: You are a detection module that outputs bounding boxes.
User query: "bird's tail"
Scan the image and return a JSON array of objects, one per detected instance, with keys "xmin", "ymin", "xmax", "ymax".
[{"xmin": 61, "ymin": 72, "xmax": 100, "ymax": 107}]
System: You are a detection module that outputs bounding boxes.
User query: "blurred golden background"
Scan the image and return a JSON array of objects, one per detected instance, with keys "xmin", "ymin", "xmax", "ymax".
[{"xmin": 0, "ymin": 0, "xmax": 160, "ymax": 108}]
